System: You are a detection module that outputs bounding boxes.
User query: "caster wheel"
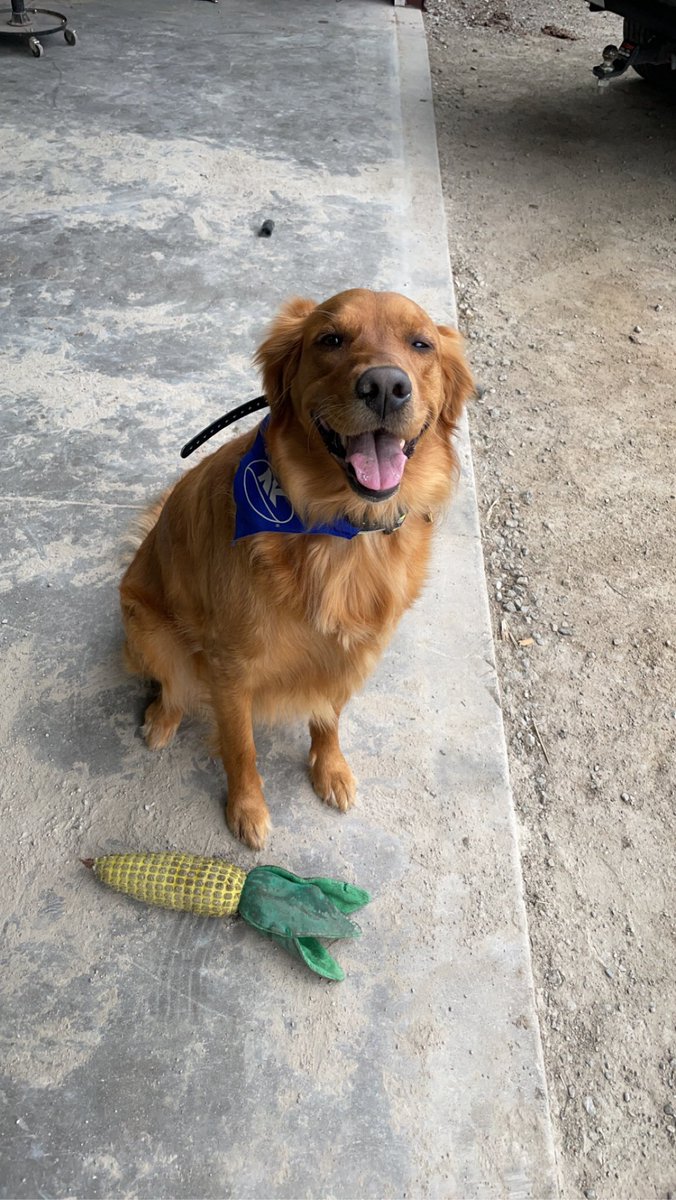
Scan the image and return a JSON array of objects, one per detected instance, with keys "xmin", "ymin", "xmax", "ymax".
[
  {"xmin": 28, "ymin": 36, "xmax": 44, "ymax": 57},
  {"xmin": 64, "ymin": 27, "xmax": 77, "ymax": 45}
]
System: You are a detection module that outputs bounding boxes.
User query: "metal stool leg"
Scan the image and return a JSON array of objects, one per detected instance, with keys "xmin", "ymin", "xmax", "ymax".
[{"xmin": 0, "ymin": 2, "xmax": 77, "ymax": 54}]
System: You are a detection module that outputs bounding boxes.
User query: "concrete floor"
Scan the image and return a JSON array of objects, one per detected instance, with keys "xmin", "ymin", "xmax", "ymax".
[{"xmin": 0, "ymin": 2, "xmax": 557, "ymax": 1196}]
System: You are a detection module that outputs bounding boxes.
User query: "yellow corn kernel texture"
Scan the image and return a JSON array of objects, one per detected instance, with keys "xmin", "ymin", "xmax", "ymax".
[{"xmin": 92, "ymin": 852, "xmax": 246, "ymax": 917}]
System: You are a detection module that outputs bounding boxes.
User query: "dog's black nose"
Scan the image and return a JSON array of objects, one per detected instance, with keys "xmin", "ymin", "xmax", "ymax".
[{"xmin": 355, "ymin": 366, "xmax": 412, "ymax": 420}]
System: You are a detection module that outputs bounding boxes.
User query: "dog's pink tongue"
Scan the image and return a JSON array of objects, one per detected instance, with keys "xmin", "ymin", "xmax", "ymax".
[{"xmin": 345, "ymin": 431, "xmax": 407, "ymax": 492}]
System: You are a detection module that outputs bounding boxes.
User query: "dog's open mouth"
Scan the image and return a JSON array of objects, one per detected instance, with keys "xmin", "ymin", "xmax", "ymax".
[{"xmin": 314, "ymin": 418, "xmax": 420, "ymax": 501}]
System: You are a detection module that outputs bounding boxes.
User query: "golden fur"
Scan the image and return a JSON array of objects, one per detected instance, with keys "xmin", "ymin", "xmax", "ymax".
[{"xmin": 120, "ymin": 289, "xmax": 473, "ymax": 848}]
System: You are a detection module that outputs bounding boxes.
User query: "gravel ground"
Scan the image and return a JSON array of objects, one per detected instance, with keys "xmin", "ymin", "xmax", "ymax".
[{"xmin": 424, "ymin": 2, "xmax": 675, "ymax": 1196}]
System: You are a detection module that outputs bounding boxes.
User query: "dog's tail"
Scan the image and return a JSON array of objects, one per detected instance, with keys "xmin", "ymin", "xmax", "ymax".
[{"xmin": 119, "ymin": 485, "xmax": 175, "ymax": 570}]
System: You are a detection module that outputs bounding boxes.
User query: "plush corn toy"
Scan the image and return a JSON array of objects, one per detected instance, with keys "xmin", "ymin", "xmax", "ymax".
[{"xmin": 82, "ymin": 852, "xmax": 369, "ymax": 981}]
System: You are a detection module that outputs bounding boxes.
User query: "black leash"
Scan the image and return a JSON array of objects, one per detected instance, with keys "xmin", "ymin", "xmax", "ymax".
[{"xmin": 180, "ymin": 395, "xmax": 269, "ymax": 459}]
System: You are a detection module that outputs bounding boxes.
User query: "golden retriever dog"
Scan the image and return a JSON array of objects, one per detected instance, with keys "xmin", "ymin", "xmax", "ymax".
[{"xmin": 120, "ymin": 289, "xmax": 473, "ymax": 849}]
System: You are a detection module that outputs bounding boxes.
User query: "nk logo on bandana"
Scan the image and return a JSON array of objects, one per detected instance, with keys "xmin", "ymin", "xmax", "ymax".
[
  {"xmin": 232, "ymin": 417, "xmax": 361, "ymax": 543},
  {"xmin": 243, "ymin": 459, "xmax": 295, "ymax": 526}
]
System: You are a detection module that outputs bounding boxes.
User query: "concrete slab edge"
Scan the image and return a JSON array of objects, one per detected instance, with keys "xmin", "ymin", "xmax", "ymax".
[{"xmin": 393, "ymin": 9, "xmax": 560, "ymax": 1192}]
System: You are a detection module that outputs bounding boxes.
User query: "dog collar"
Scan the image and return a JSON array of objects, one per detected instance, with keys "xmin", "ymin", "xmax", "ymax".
[{"xmin": 232, "ymin": 418, "xmax": 406, "ymax": 542}]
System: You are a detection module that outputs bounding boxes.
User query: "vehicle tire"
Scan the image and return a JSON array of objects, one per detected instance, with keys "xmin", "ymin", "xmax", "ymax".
[{"xmin": 625, "ymin": 19, "xmax": 676, "ymax": 89}]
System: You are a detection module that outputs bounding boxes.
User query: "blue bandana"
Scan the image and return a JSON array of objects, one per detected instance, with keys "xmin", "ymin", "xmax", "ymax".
[{"xmin": 233, "ymin": 418, "xmax": 362, "ymax": 542}]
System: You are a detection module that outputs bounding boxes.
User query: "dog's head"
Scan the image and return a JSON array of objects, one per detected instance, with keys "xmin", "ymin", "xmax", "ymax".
[{"xmin": 254, "ymin": 289, "xmax": 473, "ymax": 520}]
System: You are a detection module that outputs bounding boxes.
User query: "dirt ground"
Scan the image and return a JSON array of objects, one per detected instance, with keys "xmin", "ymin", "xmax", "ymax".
[{"xmin": 424, "ymin": 2, "xmax": 675, "ymax": 1196}]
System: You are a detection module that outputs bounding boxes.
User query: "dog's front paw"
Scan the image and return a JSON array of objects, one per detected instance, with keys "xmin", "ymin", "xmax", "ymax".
[
  {"xmin": 309, "ymin": 750, "xmax": 357, "ymax": 813},
  {"xmin": 226, "ymin": 792, "xmax": 271, "ymax": 851}
]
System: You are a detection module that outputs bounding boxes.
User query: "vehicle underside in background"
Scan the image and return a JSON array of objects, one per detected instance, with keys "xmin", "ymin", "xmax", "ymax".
[{"xmin": 589, "ymin": 0, "xmax": 676, "ymax": 86}]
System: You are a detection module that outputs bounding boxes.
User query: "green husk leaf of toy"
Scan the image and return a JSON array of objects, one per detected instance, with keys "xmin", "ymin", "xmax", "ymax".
[
  {"xmin": 239, "ymin": 865, "xmax": 370, "ymax": 979},
  {"xmin": 267, "ymin": 934, "xmax": 346, "ymax": 982},
  {"xmin": 251, "ymin": 865, "xmax": 370, "ymax": 915}
]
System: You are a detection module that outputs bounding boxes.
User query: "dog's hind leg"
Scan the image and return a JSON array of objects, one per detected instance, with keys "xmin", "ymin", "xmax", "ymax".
[
  {"xmin": 121, "ymin": 593, "xmax": 191, "ymax": 750},
  {"xmin": 141, "ymin": 691, "xmax": 184, "ymax": 751}
]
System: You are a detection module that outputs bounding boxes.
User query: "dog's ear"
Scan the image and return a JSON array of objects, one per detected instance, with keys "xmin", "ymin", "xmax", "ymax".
[
  {"xmin": 254, "ymin": 297, "xmax": 316, "ymax": 409},
  {"xmin": 436, "ymin": 324, "xmax": 474, "ymax": 436}
]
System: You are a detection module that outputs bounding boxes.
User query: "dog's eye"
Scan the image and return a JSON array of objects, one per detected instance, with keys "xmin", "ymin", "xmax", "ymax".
[
  {"xmin": 411, "ymin": 337, "xmax": 433, "ymax": 351},
  {"xmin": 317, "ymin": 333, "xmax": 344, "ymax": 349}
]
